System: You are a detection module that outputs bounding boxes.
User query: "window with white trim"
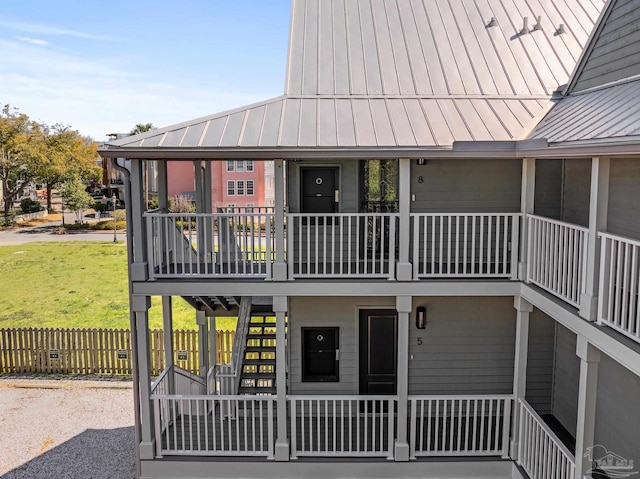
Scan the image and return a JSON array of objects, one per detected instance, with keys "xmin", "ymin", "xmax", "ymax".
[
  {"xmin": 246, "ymin": 160, "xmax": 254, "ymax": 171},
  {"xmin": 237, "ymin": 180, "xmax": 245, "ymax": 195},
  {"xmin": 227, "ymin": 180, "xmax": 235, "ymax": 196},
  {"xmin": 246, "ymin": 180, "xmax": 254, "ymax": 195},
  {"xmin": 236, "ymin": 160, "xmax": 244, "ymax": 172},
  {"xmin": 226, "ymin": 160, "xmax": 234, "ymax": 172}
]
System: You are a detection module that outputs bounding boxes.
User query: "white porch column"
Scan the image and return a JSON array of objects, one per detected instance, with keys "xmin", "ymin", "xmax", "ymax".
[
  {"xmin": 130, "ymin": 159, "xmax": 148, "ymax": 281},
  {"xmin": 133, "ymin": 295, "xmax": 155, "ymax": 459},
  {"xmin": 511, "ymin": 296, "xmax": 532, "ymax": 458},
  {"xmin": 575, "ymin": 336, "xmax": 600, "ymax": 479},
  {"xmin": 203, "ymin": 161, "xmax": 212, "ymax": 213},
  {"xmin": 273, "ymin": 295, "xmax": 289, "ymax": 461},
  {"xmin": 397, "ymin": 158, "xmax": 412, "ymax": 280},
  {"xmin": 519, "ymin": 158, "xmax": 536, "ymax": 281},
  {"xmin": 580, "ymin": 157, "xmax": 610, "ymax": 321},
  {"xmin": 162, "ymin": 296, "xmax": 175, "ymax": 394},
  {"xmin": 196, "ymin": 308, "xmax": 208, "ymax": 381},
  {"xmin": 272, "ymin": 159, "xmax": 287, "ymax": 280},
  {"xmin": 395, "ymin": 295, "xmax": 411, "ymax": 461}
]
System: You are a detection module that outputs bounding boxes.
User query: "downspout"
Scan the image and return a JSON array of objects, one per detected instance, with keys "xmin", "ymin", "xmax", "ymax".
[{"xmin": 112, "ymin": 157, "xmax": 142, "ymax": 479}]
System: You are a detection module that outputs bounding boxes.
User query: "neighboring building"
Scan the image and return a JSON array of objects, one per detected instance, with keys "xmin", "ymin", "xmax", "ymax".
[
  {"xmin": 165, "ymin": 160, "xmax": 273, "ymax": 210},
  {"xmin": 100, "ymin": 1, "xmax": 640, "ymax": 479}
]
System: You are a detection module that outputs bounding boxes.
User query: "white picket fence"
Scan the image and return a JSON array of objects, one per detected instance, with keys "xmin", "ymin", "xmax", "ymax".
[
  {"xmin": 409, "ymin": 395, "xmax": 512, "ymax": 458},
  {"xmin": 598, "ymin": 232, "xmax": 640, "ymax": 343},
  {"xmin": 411, "ymin": 214, "xmax": 520, "ymax": 279},
  {"xmin": 517, "ymin": 399, "xmax": 575, "ymax": 479},
  {"xmin": 527, "ymin": 215, "xmax": 588, "ymax": 307}
]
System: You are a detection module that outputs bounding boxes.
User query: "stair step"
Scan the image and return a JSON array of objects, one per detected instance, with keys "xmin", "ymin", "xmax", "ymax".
[
  {"xmin": 242, "ymin": 359, "xmax": 276, "ymax": 366},
  {"xmin": 240, "ymin": 372, "xmax": 276, "ymax": 379},
  {"xmin": 245, "ymin": 346, "xmax": 276, "ymax": 353}
]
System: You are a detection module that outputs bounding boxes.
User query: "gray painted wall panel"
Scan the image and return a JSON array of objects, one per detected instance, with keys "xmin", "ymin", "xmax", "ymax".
[
  {"xmin": 410, "ymin": 159, "xmax": 522, "ymax": 213},
  {"xmin": 561, "ymin": 159, "xmax": 591, "ymax": 227},
  {"xmin": 551, "ymin": 325, "xmax": 580, "ymax": 437},
  {"xmin": 408, "ymin": 297, "xmax": 516, "ymax": 395},
  {"xmin": 534, "ymin": 160, "xmax": 562, "ymax": 220},
  {"xmin": 526, "ymin": 308, "xmax": 556, "ymax": 414},
  {"xmin": 595, "ymin": 352, "xmax": 640, "ymax": 463},
  {"xmin": 607, "ymin": 158, "xmax": 640, "ymax": 240}
]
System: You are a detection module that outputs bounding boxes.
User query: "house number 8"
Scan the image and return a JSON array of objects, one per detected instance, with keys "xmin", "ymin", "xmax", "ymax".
[{"xmin": 418, "ymin": 176, "xmax": 424, "ymax": 183}]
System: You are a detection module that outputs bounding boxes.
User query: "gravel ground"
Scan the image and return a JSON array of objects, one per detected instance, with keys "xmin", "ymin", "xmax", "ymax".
[{"xmin": 0, "ymin": 378, "xmax": 136, "ymax": 479}]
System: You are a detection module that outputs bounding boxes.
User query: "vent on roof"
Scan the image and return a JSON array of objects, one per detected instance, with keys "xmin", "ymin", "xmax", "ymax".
[
  {"xmin": 533, "ymin": 16, "xmax": 542, "ymax": 31},
  {"xmin": 520, "ymin": 17, "xmax": 530, "ymax": 35},
  {"xmin": 556, "ymin": 24, "xmax": 566, "ymax": 35},
  {"xmin": 486, "ymin": 17, "xmax": 498, "ymax": 28}
]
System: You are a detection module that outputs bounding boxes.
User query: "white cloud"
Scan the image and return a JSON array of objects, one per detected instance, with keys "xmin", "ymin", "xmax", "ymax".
[
  {"xmin": 0, "ymin": 39, "xmax": 274, "ymax": 141},
  {"xmin": 16, "ymin": 36, "xmax": 50, "ymax": 46},
  {"xmin": 0, "ymin": 20, "xmax": 114, "ymax": 41}
]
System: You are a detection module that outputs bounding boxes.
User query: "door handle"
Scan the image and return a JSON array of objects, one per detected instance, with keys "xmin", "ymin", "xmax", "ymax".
[
  {"xmin": 334, "ymin": 190, "xmax": 339, "ymax": 202},
  {"xmin": 335, "ymin": 349, "xmax": 340, "ymax": 360}
]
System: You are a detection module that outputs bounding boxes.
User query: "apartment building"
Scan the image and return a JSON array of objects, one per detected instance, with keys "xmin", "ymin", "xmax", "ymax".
[{"xmin": 100, "ymin": 1, "xmax": 640, "ymax": 478}]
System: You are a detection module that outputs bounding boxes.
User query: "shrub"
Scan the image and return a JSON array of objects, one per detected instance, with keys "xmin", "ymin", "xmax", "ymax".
[
  {"xmin": 113, "ymin": 209, "xmax": 126, "ymax": 222},
  {"xmin": 91, "ymin": 220, "xmax": 126, "ymax": 230},
  {"xmin": 168, "ymin": 195, "xmax": 195, "ymax": 213},
  {"xmin": 94, "ymin": 201, "xmax": 108, "ymax": 213},
  {"xmin": 20, "ymin": 198, "xmax": 43, "ymax": 214}
]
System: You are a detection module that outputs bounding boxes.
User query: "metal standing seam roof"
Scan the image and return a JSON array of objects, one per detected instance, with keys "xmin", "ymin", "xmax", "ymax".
[
  {"xmin": 529, "ymin": 78, "xmax": 640, "ymax": 145},
  {"xmin": 106, "ymin": 0, "xmax": 604, "ymax": 153}
]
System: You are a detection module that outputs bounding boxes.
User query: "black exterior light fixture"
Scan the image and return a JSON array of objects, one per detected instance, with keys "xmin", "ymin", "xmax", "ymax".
[
  {"xmin": 416, "ymin": 158, "xmax": 427, "ymax": 165},
  {"xmin": 416, "ymin": 306, "xmax": 427, "ymax": 329}
]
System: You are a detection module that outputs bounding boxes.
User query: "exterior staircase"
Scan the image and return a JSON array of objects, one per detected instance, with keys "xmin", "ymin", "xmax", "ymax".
[{"xmin": 238, "ymin": 316, "xmax": 277, "ymax": 395}]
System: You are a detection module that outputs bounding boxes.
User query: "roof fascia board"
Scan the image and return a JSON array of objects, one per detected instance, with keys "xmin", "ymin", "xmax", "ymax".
[{"xmin": 563, "ymin": 0, "xmax": 616, "ymax": 96}]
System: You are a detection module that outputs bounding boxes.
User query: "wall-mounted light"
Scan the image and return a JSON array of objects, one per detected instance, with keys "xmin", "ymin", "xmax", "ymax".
[
  {"xmin": 416, "ymin": 158, "xmax": 427, "ymax": 165},
  {"xmin": 416, "ymin": 306, "xmax": 427, "ymax": 329}
]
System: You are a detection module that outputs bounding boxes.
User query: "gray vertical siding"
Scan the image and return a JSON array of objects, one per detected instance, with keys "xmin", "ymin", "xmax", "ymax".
[
  {"xmin": 526, "ymin": 309, "xmax": 556, "ymax": 414},
  {"xmin": 561, "ymin": 159, "xmax": 591, "ymax": 227},
  {"xmin": 573, "ymin": 0, "xmax": 640, "ymax": 93},
  {"xmin": 551, "ymin": 324, "xmax": 580, "ymax": 437},
  {"xmin": 534, "ymin": 160, "xmax": 562, "ymax": 220},
  {"xmin": 410, "ymin": 159, "xmax": 521, "ymax": 213},
  {"xmin": 607, "ymin": 158, "xmax": 640, "ymax": 240},
  {"xmin": 595, "ymin": 352, "xmax": 640, "ymax": 462}
]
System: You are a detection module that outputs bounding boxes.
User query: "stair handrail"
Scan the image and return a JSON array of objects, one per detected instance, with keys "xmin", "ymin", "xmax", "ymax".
[{"xmin": 217, "ymin": 296, "xmax": 252, "ymax": 394}]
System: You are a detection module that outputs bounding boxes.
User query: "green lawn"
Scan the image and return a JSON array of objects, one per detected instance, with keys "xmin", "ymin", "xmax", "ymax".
[{"xmin": 0, "ymin": 242, "xmax": 236, "ymax": 330}]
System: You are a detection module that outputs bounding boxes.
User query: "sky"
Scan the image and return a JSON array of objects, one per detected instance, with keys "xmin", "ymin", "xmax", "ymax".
[{"xmin": 0, "ymin": 0, "xmax": 291, "ymax": 142}]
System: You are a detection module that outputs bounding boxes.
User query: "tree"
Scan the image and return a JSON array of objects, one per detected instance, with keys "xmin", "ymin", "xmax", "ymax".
[
  {"xmin": 37, "ymin": 124, "xmax": 100, "ymax": 211},
  {"xmin": 130, "ymin": 123, "xmax": 156, "ymax": 207},
  {"xmin": 130, "ymin": 123, "xmax": 155, "ymax": 135},
  {"xmin": 0, "ymin": 105, "xmax": 44, "ymax": 218},
  {"xmin": 59, "ymin": 173, "xmax": 94, "ymax": 224}
]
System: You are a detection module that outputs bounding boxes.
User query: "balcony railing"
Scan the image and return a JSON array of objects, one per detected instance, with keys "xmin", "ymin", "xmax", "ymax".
[
  {"xmin": 527, "ymin": 215, "xmax": 588, "ymax": 307},
  {"xmin": 287, "ymin": 214, "xmax": 397, "ymax": 278},
  {"xmin": 411, "ymin": 214, "xmax": 520, "ymax": 279},
  {"xmin": 409, "ymin": 395, "xmax": 512, "ymax": 458},
  {"xmin": 599, "ymin": 232, "xmax": 640, "ymax": 343},
  {"xmin": 289, "ymin": 395, "xmax": 396, "ymax": 459},
  {"xmin": 517, "ymin": 399, "xmax": 575, "ymax": 479},
  {"xmin": 145, "ymin": 211, "xmax": 274, "ymax": 279}
]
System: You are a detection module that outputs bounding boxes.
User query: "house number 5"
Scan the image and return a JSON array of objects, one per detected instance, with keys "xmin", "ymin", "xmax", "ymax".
[{"xmin": 417, "ymin": 337, "xmax": 423, "ymax": 345}]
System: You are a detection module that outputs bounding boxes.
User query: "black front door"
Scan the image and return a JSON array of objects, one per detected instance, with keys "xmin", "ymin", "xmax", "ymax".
[
  {"xmin": 359, "ymin": 309, "xmax": 397, "ymax": 394},
  {"xmin": 301, "ymin": 167, "xmax": 338, "ymax": 213}
]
